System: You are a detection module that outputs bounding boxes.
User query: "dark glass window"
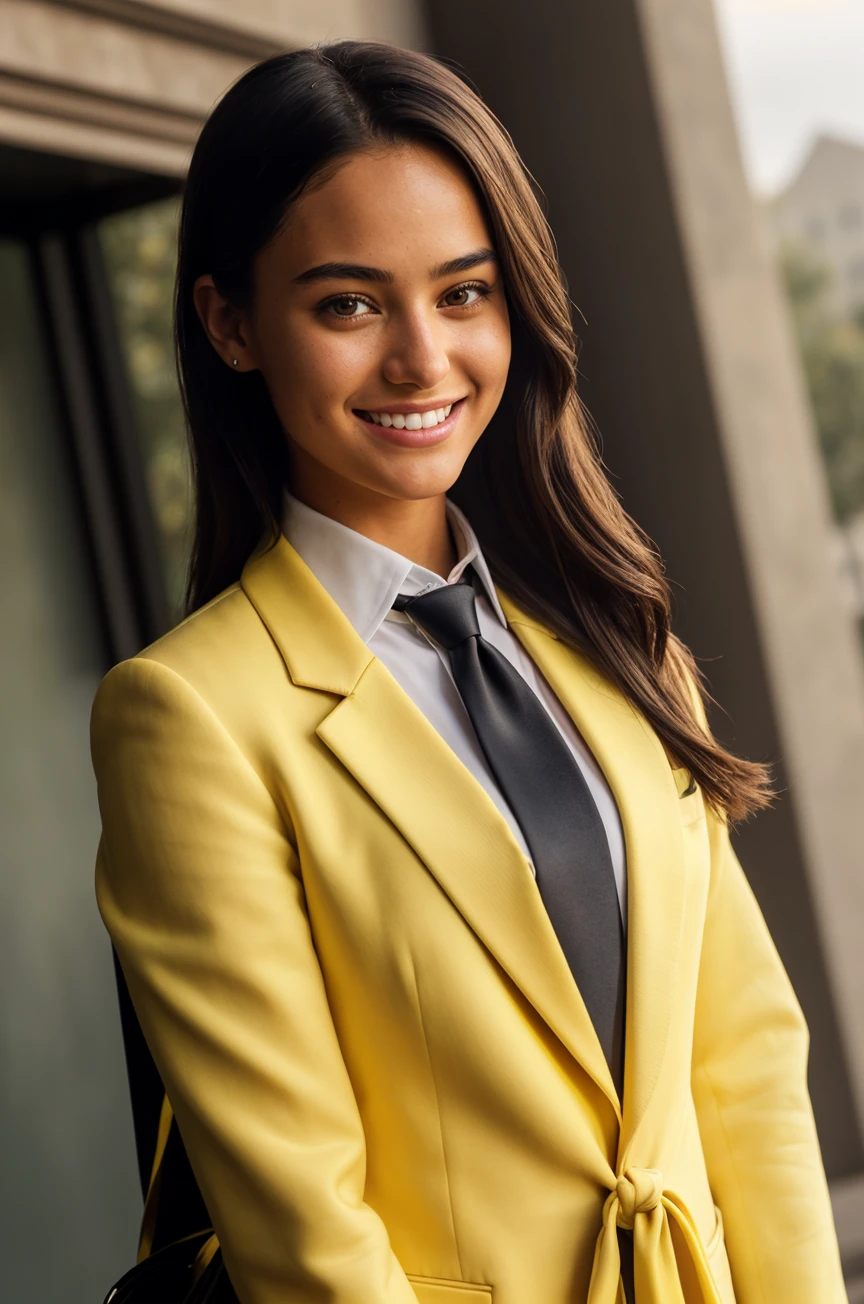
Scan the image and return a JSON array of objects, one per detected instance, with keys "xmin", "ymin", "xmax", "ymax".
[
  {"xmin": 0, "ymin": 236, "xmax": 140, "ymax": 1302},
  {"xmin": 100, "ymin": 197, "xmax": 189, "ymax": 622}
]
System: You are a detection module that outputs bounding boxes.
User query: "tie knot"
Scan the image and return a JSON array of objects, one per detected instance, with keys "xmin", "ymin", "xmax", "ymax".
[
  {"xmin": 395, "ymin": 580, "xmax": 480, "ymax": 650},
  {"xmin": 614, "ymin": 1168, "xmax": 664, "ymax": 1229}
]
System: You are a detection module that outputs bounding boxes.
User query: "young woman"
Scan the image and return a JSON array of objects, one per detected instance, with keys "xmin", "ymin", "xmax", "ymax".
[{"xmin": 91, "ymin": 40, "xmax": 846, "ymax": 1304}]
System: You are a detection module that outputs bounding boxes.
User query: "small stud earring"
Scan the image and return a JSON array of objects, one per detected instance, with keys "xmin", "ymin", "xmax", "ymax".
[{"xmin": 232, "ymin": 358, "xmax": 239, "ymax": 367}]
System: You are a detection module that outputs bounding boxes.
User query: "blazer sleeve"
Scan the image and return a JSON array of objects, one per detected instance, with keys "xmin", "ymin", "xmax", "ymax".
[
  {"xmin": 691, "ymin": 803, "xmax": 847, "ymax": 1303},
  {"xmin": 91, "ymin": 655, "xmax": 420, "ymax": 1304}
]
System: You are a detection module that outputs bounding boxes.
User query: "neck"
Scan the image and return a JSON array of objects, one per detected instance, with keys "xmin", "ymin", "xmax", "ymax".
[{"xmin": 288, "ymin": 476, "xmax": 458, "ymax": 578}]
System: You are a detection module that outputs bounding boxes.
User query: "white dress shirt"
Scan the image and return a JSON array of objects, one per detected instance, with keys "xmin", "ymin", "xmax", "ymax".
[{"xmin": 281, "ymin": 491, "xmax": 628, "ymax": 926}]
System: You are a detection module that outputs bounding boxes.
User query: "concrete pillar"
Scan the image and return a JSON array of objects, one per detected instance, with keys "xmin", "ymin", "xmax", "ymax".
[{"xmin": 425, "ymin": 0, "xmax": 864, "ymax": 1207}]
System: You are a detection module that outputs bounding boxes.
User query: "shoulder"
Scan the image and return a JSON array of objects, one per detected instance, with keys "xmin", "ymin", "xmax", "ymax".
[
  {"xmin": 90, "ymin": 580, "xmax": 289, "ymax": 747},
  {"xmin": 89, "ymin": 585, "xmax": 295, "ymax": 844},
  {"xmin": 139, "ymin": 581, "xmax": 264, "ymax": 679}
]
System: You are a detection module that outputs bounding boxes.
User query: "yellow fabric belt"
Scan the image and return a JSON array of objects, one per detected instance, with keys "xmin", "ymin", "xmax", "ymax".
[
  {"xmin": 588, "ymin": 1168, "xmax": 722, "ymax": 1304},
  {"xmin": 141, "ymin": 1107, "xmax": 719, "ymax": 1302}
]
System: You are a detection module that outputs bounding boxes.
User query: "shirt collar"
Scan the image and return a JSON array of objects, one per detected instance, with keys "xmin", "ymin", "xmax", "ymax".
[{"xmin": 281, "ymin": 490, "xmax": 508, "ymax": 645}]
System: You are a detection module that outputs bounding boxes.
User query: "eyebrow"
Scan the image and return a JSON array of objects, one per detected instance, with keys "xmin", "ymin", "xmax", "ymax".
[
  {"xmin": 431, "ymin": 247, "xmax": 498, "ymax": 278},
  {"xmin": 293, "ymin": 247, "xmax": 498, "ymax": 285}
]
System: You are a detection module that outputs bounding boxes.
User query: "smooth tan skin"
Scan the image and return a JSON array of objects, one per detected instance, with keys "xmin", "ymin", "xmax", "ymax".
[{"xmin": 193, "ymin": 143, "xmax": 511, "ymax": 576}]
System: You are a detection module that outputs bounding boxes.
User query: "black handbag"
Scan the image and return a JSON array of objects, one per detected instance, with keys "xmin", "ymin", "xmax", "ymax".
[
  {"xmin": 102, "ymin": 952, "xmax": 239, "ymax": 1304},
  {"xmin": 104, "ymin": 1227, "xmax": 226, "ymax": 1304},
  {"xmin": 102, "ymin": 1094, "xmax": 239, "ymax": 1304}
]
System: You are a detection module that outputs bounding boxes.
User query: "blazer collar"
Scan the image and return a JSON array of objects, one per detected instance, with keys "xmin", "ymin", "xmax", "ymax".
[
  {"xmin": 280, "ymin": 491, "xmax": 509, "ymax": 643},
  {"xmin": 241, "ymin": 535, "xmax": 690, "ymax": 1136},
  {"xmin": 242, "ymin": 533, "xmax": 371, "ymax": 696}
]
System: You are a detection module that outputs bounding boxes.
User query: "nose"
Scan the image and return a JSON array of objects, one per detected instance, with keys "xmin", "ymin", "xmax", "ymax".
[{"xmin": 381, "ymin": 307, "xmax": 450, "ymax": 392}]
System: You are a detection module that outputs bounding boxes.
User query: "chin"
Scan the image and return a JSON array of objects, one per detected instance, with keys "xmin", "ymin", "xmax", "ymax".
[
  {"xmin": 372, "ymin": 458, "xmax": 470, "ymax": 503},
  {"xmin": 376, "ymin": 437, "xmax": 477, "ymax": 496}
]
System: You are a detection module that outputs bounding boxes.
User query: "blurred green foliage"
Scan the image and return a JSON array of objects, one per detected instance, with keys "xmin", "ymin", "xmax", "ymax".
[
  {"xmin": 100, "ymin": 196, "xmax": 190, "ymax": 621},
  {"xmin": 781, "ymin": 240, "xmax": 864, "ymax": 523}
]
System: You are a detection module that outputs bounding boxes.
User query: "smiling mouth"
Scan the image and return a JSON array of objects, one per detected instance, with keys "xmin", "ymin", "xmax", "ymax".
[{"xmin": 353, "ymin": 400, "xmax": 459, "ymax": 431}]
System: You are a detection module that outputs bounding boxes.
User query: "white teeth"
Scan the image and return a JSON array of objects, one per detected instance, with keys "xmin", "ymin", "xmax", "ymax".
[{"xmin": 365, "ymin": 402, "xmax": 458, "ymax": 428}]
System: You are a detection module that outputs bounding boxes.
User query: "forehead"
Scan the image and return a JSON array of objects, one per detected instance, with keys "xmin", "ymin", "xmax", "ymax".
[{"xmin": 265, "ymin": 143, "xmax": 494, "ymax": 278}]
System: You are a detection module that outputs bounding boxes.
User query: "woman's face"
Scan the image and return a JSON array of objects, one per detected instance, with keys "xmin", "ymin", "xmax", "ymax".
[{"xmin": 196, "ymin": 142, "xmax": 511, "ymax": 511}]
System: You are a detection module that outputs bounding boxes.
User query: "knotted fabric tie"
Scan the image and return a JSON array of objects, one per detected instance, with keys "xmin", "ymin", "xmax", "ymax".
[
  {"xmin": 615, "ymin": 1168, "xmax": 664, "ymax": 1230},
  {"xmin": 393, "ymin": 575, "xmax": 626, "ymax": 1090},
  {"xmin": 588, "ymin": 1168, "xmax": 724, "ymax": 1304}
]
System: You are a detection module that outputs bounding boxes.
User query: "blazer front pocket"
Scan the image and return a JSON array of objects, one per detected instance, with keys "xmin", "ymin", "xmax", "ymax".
[{"xmin": 406, "ymin": 1274, "xmax": 493, "ymax": 1302}]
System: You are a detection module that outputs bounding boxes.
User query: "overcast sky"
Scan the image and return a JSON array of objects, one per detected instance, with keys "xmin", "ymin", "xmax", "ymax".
[{"xmin": 712, "ymin": 0, "xmax": 864, "ymax": 196}]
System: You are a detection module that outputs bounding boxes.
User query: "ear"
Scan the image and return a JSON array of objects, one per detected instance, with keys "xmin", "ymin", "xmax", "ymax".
[{"xmin": 192, "ymin": 274, "xmax": 257, "ymax": 373}]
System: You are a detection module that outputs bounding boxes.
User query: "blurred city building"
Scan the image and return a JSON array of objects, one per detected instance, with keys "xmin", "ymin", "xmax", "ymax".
[
  {"xmin": 771, "ymin": 135, "xmax": 864, "ymax": 320},
  {"xmin": 1, "ymin": 1, "xmax": 863, "ymax": 1299}
]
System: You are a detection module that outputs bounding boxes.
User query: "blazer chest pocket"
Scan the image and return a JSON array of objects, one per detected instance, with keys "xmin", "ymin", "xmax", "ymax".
[{"xmin": 406, "ymin": 1274, "xmax": 493, "ymax": 1302}]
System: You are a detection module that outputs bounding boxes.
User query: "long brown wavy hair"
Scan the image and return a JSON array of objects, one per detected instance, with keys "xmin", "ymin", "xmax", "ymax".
[{"xmin": 175, "ymin": 39, "xmax": 773, "ymax": 823}]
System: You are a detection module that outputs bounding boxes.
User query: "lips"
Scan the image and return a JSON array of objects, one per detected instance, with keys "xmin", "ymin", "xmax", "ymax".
[{"xmin": 354, "ymin": 397, "xmax": 466, "ymax": 446}]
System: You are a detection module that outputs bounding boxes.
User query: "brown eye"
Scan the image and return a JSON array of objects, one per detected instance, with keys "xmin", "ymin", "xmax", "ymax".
[
  {"xmin": 333, "ymin": 296, "xmax": 362, "ymax": 316},
  {"xmin": 324, "ymin": 295, "xmax": 374, "ymax": 319},
  {"xmin": 442, "ymin": 284, "xmax": 485, "ymax": 308}
]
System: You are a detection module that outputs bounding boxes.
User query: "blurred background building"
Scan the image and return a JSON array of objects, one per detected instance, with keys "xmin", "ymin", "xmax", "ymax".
[
  {"xmin": 771, "ymin": 135, "xmax": 864, "ymax": 319},
  {"xmin": 2, "ymin": 0, "xmax": 863, "ymax": 1299}
]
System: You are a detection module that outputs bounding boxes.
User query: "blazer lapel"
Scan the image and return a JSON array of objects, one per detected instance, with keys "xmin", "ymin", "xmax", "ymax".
[
  {"xmin": 499, "ymin": 594, "xmax": 691, "ymax": 1145},
  {"xmin": 242, "ymin": 535, "xmax": 620, "ymax": 1115},
  {"xmin": 318, "ymin": 659, "xmax": 620, "ymax": 1115}
]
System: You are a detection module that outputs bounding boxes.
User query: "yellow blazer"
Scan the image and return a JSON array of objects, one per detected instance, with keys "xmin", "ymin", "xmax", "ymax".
[{"xmin": 91, "ymin": 533, "xmax": 846, "ymax": 1304}]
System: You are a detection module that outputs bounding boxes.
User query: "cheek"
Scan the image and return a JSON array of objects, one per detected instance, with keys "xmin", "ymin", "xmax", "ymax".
[
  {"xmin": 462, "ymin": 314, "xmax": 512, "ymax": 399},
  {"xmin": 263, "ymin": 316, "xmax": 375, "ymax": 416}
]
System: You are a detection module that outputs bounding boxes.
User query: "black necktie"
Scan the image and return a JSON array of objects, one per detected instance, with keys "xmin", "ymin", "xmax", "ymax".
[{"xmin": 394, "ymin": 574, "xmax": 626, "ymax": 1093}]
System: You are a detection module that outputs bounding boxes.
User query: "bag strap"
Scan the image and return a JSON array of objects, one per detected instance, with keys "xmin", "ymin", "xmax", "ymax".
[
  {"xmin": 137, "ymin": 1094, "xmax": 175, "ymax": 1261},
  {"xmin": 112, "ymin": 946, "xmax": 165, "ymax": 1198},
  {"xmin": 111, "ymin": 947, "xmax": 214, "ymax": 1258}
]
